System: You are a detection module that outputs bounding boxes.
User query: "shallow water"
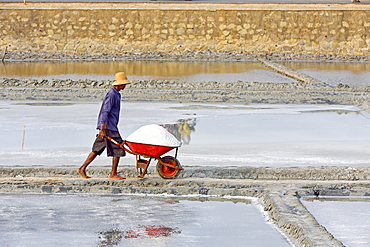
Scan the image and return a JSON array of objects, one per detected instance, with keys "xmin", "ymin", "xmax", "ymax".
[
  {"xmin": 0, "ymin": 60, "xmax": 296, "ymax": 83},
  {"xmin": 0, "ymin": 101, "xmax": 369, "ymax": 167},
  {"xmin": 301, "ymin": 197, "xmax": 370, "ymax": 247},
  {"xmin": 0, "ymin": 194, "xmax": 289, "ymax": 247},
  {"xmin": 2, "ymin": 60, "xmax": 370, "ymax": 86},
  {"xmin": 281, "ymin": 61, "xmax": 370, "ymax": 87}
]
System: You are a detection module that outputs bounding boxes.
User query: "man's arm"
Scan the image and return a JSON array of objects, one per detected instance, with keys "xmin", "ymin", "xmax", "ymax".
[{"xmin": 97, "ymin": 92, "xmax": 114, "ymax": 135}]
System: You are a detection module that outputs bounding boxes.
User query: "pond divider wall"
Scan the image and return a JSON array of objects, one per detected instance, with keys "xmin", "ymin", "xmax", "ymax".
[{"xmin": 1, "ymin": 3, "xmax": 370, "ymax": 56}]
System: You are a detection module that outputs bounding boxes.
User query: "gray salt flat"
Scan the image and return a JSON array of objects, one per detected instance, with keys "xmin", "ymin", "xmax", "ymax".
[{"xmin": 0, "ymin": 101, "xmax": 369, "ymax": 167}]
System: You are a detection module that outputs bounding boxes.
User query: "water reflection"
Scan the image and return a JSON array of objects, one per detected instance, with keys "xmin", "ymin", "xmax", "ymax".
[
  {"xmin": 161, "ymin": 118, "xmax": 196, "ymax": 145},
  {"xmin": 282, "ymin": 61, "xmax": 370, "ymax": 73},
  {"xmin": 0, "ymin": 193, "xmax": 288, "ymax": 247},
  {"xmin": 2, "ymin": 60, "xmax": 370, "ymax": 85},
  {"xmin": 0, "ymin": 60, "xmax": 263, "ymax": 78},
  {"xmin": 99, "ymin": 226, "xmax": 181, "ymax": 246},
  {"xmin": 281, "ymin": 61, "xmax": 370, "ymax": 86},
  {"xmin": 0, "ymin": 60, "xmax": 295, "ymax": 83}
]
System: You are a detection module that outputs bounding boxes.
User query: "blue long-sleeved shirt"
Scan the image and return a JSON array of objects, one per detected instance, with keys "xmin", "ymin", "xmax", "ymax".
[{"xmin": 96, "ymin": 87, "xmax": 121, "ymax": 131}]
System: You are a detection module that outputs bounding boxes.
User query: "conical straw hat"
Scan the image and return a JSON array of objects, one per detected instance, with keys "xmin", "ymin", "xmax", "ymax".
[{"xmin": 112, "ymin": 72, "xmax": 131, "ymax": 85}]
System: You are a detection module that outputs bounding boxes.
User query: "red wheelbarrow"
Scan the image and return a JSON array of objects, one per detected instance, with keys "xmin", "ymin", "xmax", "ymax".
[{"xmin": 106, "ymin": 136, "xmax": 182, "ymax": 179}]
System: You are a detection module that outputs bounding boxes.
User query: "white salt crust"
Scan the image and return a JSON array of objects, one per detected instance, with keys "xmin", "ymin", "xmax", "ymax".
[{"xmin": 125, "ymin": 124, "xmax": 182, "ymax": 147}]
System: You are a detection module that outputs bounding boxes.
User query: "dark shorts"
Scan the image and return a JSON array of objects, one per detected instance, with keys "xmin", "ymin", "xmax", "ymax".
[{"xmin": 92, "ymin": 130, "xmax": 126, "ymax": 157}]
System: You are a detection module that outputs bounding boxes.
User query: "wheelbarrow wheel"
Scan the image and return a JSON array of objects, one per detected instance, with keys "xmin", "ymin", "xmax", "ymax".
[{"xmin": 156, "ymin": 156, "xmax": 182, "ymax": 179}]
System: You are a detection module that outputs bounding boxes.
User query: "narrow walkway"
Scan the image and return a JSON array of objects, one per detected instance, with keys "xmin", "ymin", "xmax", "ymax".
[{"xmin": 256, "ymin": 57, "xmax": 325, "ymax": 84}]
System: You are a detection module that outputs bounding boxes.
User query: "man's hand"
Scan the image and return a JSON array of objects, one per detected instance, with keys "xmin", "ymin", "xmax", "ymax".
[{"xmin": 97, "ymin": 124, "xmax": 105, "ymax": 138}]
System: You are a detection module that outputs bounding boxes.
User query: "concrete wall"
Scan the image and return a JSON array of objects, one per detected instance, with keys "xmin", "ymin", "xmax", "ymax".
[{"xmin": 1, "ymin": 3, "xmax": 370, "ymax": 56}]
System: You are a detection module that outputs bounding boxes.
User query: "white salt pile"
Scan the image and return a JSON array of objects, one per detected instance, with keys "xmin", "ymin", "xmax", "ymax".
[{"xmin": 125, "ymin": 124, "xmax": 182, "ymax": 147}]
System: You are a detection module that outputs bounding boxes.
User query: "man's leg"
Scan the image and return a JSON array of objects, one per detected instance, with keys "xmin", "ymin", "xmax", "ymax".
[
  {"xmin": 109, "ymin": 156, "xmax": 125, "ymax": 180},
  {"xmin": 77, "ymin": 151, "xmax": 98, "ymax": 179}
]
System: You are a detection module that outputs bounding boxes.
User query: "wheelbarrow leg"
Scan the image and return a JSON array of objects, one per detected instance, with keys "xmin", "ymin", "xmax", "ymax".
[{"xmin": 136, "ymin": 155, "xmax": 151, "ymax": 178}]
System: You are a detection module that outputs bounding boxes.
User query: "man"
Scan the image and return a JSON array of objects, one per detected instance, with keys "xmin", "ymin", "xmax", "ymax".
[{"xmin": 77, "ymin": 72, "xmax": 130, "ymax": 180}]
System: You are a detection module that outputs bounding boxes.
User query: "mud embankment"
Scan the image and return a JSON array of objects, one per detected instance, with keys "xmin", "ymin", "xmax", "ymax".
[
  {"xmin": 1, "ymin": 166, "xmax": 370, "ymax": 181},
  {"xmin": 2, "ymin": 78, "xmax": 370, "ymax": 106}
]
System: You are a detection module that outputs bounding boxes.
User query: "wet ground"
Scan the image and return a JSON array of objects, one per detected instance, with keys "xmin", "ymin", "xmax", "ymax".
[{"xmin": 0, "ymin": 193, "xmax": 289, "ymax": 247}]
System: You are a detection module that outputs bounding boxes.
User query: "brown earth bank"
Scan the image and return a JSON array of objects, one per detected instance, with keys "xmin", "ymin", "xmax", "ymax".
[{"xmin": 2, "ymin": 78, "xmax": 370, "ymax": 112}]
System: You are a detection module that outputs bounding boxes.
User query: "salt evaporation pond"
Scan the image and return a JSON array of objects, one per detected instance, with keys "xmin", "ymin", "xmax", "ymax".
[
  {"xmin": 301, "ymin": 197, "xmax": 370, "ymax": 247},
  {"xmin": 0, "ymin": 101, "xmax": 369, "ymax": 167},
  {"xmin": 281, "ymin": 61, "xmax": 370, "ymax": 87},
  {"xmin": 0, "ymin": 193, "xmax": 289, "ymax": 247},
  {"xmin": 0, "ymin": 60, "xmax": 296, "ymax": 83},
  {"xmin": 2, "ymin": 60, "xmax": 370, "ymax": 86}
]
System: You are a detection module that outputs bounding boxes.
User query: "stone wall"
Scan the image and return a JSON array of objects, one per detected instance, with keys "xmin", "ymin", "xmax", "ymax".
[{"xmin": 1, "ymin": 3, "xmax": 370, "ymax": 56}]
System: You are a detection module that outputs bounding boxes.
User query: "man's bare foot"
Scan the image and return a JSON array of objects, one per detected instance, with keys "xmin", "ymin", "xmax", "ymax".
[
  {"xmin": 77, "ymin": 168, "xmax": 91, "ymax": 179},
  {"xmin": 109, "ymin": 174, "xmax": 125, "ymax": 180}
]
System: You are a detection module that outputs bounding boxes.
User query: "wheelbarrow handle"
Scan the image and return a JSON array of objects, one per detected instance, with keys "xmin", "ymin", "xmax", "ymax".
[
  {"xmin": 104, "ymin": 136, "xmax": 124, "ymax": 148},
  {"xmin": 104, "ymin": 136, "xmax": 134, "ymax": 154}
]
